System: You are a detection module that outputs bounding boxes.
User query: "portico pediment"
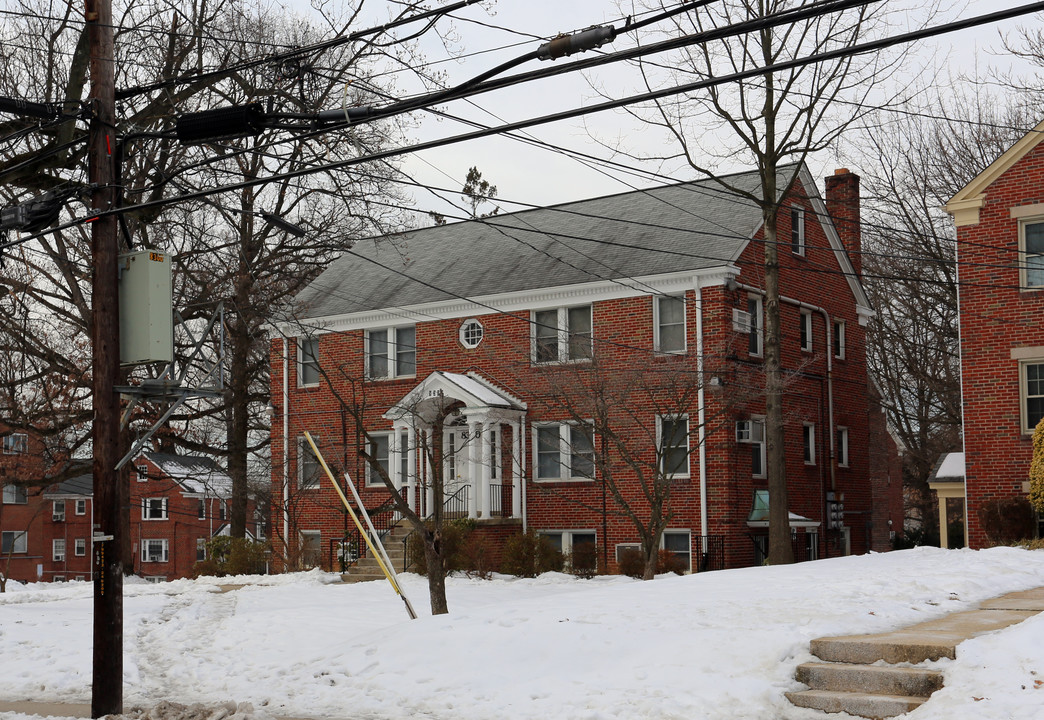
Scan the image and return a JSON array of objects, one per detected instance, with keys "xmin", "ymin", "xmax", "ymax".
[{"xmin": 384, "ymin": 371, "xmax": 526, "ymax": 425}]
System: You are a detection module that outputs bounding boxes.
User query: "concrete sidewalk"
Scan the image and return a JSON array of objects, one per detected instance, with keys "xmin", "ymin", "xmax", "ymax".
[{"xmin": 787, "ymin": 586, "xmax": 1044, "ymax": 718}]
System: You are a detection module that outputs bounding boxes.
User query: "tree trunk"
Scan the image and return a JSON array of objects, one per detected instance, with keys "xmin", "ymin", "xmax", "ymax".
[{"xmin": 423, "ymin": 533, "xmax": 449, "ymax": 615}]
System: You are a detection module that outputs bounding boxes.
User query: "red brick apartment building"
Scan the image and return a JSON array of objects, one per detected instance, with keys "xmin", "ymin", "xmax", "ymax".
[
  {"xmin": 1, "ymin": 451, "xmax": 257, "ymax": 583},
  {"xmin": 270, "ymin": 165, "xmax": 902, "ymax": 573},
  {"xmin": 945, "ymin": 120, "xmax": 1044, "ymax": 547}
]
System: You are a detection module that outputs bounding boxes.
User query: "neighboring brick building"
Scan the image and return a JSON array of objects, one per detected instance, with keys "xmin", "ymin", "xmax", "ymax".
[
  {"xmin": 270, "ymin": 165, "xmax": 902, "ymax": 573},
  {"xmin": 945, "ymin": 120, "xmax": 1044, "ymax": 547},
  {"xmin": 1, "ymin": 451, "xmax": 256, "ymax": 583},
  {"xmin": 0, "ymin": 427, "xmax": 54, "ymax": 583}
]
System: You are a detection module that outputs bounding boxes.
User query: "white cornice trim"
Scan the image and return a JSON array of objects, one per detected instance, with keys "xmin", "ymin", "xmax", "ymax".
[
  {"xmin": 947, "ymin": 118, "xmax": 1044, "ymax": 216},
  {"xmin": 945, "ymin": 196, "xmax": 986, "ymax": 227},
  {"xmin": 275, "ymin": 266, "xmax": 739, "ymax": 334}
]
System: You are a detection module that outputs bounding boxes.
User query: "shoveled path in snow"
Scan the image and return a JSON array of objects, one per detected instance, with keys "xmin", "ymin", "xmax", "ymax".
[{"xmin": 3, "ymin": 577, "xmax": 1044, "ymax": 720}]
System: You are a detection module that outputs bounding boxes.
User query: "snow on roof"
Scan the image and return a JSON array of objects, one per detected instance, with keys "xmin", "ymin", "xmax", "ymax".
[
  {"xmin": 142, "ymin": 452, "xmax": 233, "ymax": 497},
  {"xmin": 931, "ymin": 452, "xmax": 966, "ymax": 482},
  {"xmin": 438, "ymin": 371, "xmax": 525, "ymax": 409}
]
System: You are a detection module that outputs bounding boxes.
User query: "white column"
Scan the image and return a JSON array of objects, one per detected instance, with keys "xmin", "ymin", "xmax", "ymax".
[
  {"xmin": 390, "ymin": 424, "xmax": 402, "ymax": 491},
  {"xmin": 480, "ymin": 421, "xmax": 492, "ymax": 518},
  {"xmin": 468, "ymin": 419, "xmax": 482, "ymax": 518},
  {"xmin": 405, "ymin": 421, "xmax": 416, "ymax": 513},
  {"xmin": 423, "ymin": 428, "xmax": 434, "ymax": 518},
  {"xmin": 511, "ymin": 419, "xmax": 522, "ymax": 518}
]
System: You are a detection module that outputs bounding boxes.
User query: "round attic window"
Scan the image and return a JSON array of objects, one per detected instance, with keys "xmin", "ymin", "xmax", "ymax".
[{"xmin": 459, "ymin": 319, "xmax": 484, "ymax": 349}]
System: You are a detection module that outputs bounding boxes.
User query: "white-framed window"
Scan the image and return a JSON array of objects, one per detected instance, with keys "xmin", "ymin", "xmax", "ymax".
[
  {"xmin": 143, "ymin": 576, "xmax": 166, "ymax": 583},
  {"xmin": 74, "ymin": 538, "xmax": 86, "ymax": 556},
  {"xmin": 219, "ymin": 500, "xmax": 227, "ymax": 521},
  {"xmin": 52, "ymin": 500, "xmax": 65, "ymax": 521},
  {"xmin": 52, "ymin": 539, "xmax": 65, "ymax": 562},
  {"xmin": 197, "ymin": 499, "xmax": 206, "ymax": 520},
  {"xmin": 135, "ymin": 464, "xmax": 149, "ymax": 482},
  {"xmin": 659, "ymin": 416, "xmax": 690, "ymax": 478},
  {"xmin": 1020, "ymin": 360, "xmax": 1044, "ymax": 434},
  {"xmin": 799, "ymin": 311, "xmax": 813, "ymax": 353},
  {"xmin": 459, "ymin": 319, "xmax": 484, "ymax": 349},
  {"xmin": 367, "ymin": 433, "xmax": 391, "ymax": 487},
  {"xmin": 534, "ymin": 423, "xmax": 595, "ymax": 481},
  {"xmin": 791, "ymin": 207, "xmax": 806, "ymax": 256},
  {"xmin": 366, "ymin": 326, "xmax": 416, "ymax": 379},
  {"xmin": 803, "ymin": 423, "xmax": 816, "ymax": 465},
  {"xmin": 1, "ymin": 530, "xmax": 27, "ymax": 554},
  {"xmin": 837, "ymin": 427, "xmax": 850, "ymax": 468},
  {"xmin": 1020, "ymin": 219, "xmax": 1044, "ymax": 288},
  {"xmin": 2, "ymin": 484, "xmax": 27, "ymax": 504},
  {"xmin": 142, "ymin": 497, "xmax": 168, "ymax": 520},
  {"xmin": 540, "ymin": 530, "xmax": 596, "ymax": 564},
  {"xmin": 736, "ymin": 418, "xmax": 766, "ymax": 478},
  {"xmin": 662, "ymin": 530, "xmax": 692, "ymax": 573},
  {"xmin": 533, "ymin": 306, "xmax": 593, "ymax": 363},
  {"xmin": 833, "ymin": 320, "xmax": 846, "ymax": 360},
  {"xmin": 300, "ymin": 530, "xmax": 322, "ymax": 567},
  {"xmin": 3, "ymin": 432, "xmax": 27, "ymax": 454},
  {"xmin": 298, "ymin": 336, "xmax": 320, "ymax": 387},
  {"xmin": 196, "ymin": 538, "xmax": 207, "ymax": 562},
  {"xmin": 53, "ymin": 575, "xmax": 65, "ymax": 583},
  {"xmin": 732, "ymin": 296, "xmax": 763, "ymax": 357},
  {"xmin": 298, "ymin": 435, "xmax": 321, "ymax": 490},
  {"xmin": 74, "ymin": 575, "xmax": 85, "ymax": 581},
  {"xmin": 141, "ymin": 539, "xmax": 169, "ymax": 563},
  {"xmin": 655, "ymin": 295, "xmax": 686, "ymax": 354},
  {"xmin": 75, "ymin": 499, "xmax": 86, "ymax": 515}
]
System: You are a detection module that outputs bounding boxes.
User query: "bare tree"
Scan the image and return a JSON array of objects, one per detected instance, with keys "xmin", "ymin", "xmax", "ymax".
[
  {"xmin": 603, "ymin": 0, "xmax": 920, "ymax": 563},
  {"xmin": 0, "ymin": 0, "xmax": 445, "ymax": 539},
  {"xmin": 857, "ymin": 89, "xmax": 1030, "ymax": 539}
]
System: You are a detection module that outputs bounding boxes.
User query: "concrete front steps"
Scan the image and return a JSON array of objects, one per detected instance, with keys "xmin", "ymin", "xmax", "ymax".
[
  {"xmin": 787, "ymin": 587, "xmax": 1044, "ymax": 719},
  {"xmin": 340, "ymin": 522, "xmax": 414, "ymax": 583}
]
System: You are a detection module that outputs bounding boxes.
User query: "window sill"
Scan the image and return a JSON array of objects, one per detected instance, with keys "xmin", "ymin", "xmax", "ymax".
[
  {"xmin": 364, "ymin": 374, "xmax": 417, "ymax": 383},
  {"xmin": 533, "ymin": 477, "xmax": 596, "ymax": 484}
]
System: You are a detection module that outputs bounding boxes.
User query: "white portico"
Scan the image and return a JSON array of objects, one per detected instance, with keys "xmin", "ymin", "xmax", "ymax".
[{"xmin": 383, "ymin": 371, "xmax": 527, "ymax": 520}]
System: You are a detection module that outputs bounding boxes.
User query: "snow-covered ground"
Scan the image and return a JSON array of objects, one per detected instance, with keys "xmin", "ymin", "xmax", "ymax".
[{"xmin": 1, "ymin": 546, "xmax": 1043, "ymax": 720}]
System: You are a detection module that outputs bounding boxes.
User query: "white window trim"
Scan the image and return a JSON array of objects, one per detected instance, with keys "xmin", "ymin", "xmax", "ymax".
[
  {"xmin": 365, "ymin": 325, "xmax": 417, "ymax": 380},
  {"xmin": 658, "ymin": 414, "xmax": 690, "ymax": 479},
  {"xmin": 2, "ymin": 432, "xmax": 27, "ymax": 454},
  {"xmin": 52, "ymin": 539, "xmax": 66, "ymax": 562},
  {"xmin": 300, "ymin": 530, "xmax": 322, "ymax": 564},
  {"xmin": 2, "ymin": 484, "xmax": 27, "ymax": 504},
  {"xmin": 141, "ymin": 497, "xmax": 168, "ymax": 521},
  {"xmin": 791, "ymin": 206, "xmax": 806, "ymax": 256},
  {"xmin": 135, "ymin": 464, "xmax": 149, "ymax": 482},
  {"xmin": 366, "ymin": 432, "xmax": 392, "ymax": 487},
  {"xmin": 298, "ymin": 336, "xmax": 320, "ymax": 388},
  {"xmin": 75, "ymin": 499, "xmax": 86, "ymax": 515},
  {"xmin": 74, "ymin": 538, "xmax": 87, "ymax": 556},
  {"xmin": 662, "ymin": 530, "xmax": 692, "ymax": 573},
  {"xmin": 298, "ymin": 435, "xmax": 321, "ymax": 490},
  {"xmin": 538, "ymin": 530, "xmax": 597, "ymax": 560},
  {"xmin": 1, "ymin": 530, "xmax": 27, "ymax": 554},
  {"xmin": 654, "ymin": 295, "xmax": 687, "ymax": 354},
  {"xmin": 1019, "ymin": 217, "xmax": 1044, "ymax": 290},
  {"xmin": 737, "ymin": 416, "xmax": 766, "ymax": 479},
  {"xmin": 834, "ymin": 320, "xmax": 846, "ymax": 360},
  {"xmin": 803, "ymin": 423, "xmax": 816, "ymax": 466},
  {"xmin": 800, "ymin": 311, "xmax": 813, "ymax": 353},
  {"xmin": 141, "ymin": 539, "xmax": 169, "ymax": 563},
  {"xmin": 533, "ymin": 422, "xmax": 596, "ymax": 483},
  {"xmin": 748, "ymin": 296, "xmax": 764, "ymax": 357},
  {"xmin": 837, "ymin": 426, "xmax": 850, "ymax": 468},
  {"xmin": 531, "ymin": 305, "xmax": 593, "ymax": 364},
  {"xmin": 459, "ymin": 318, "xmax": 484, "ymax": 349},
  {"xmin": 1019, "ymin": 359, "xmax": 1044, "ymax": 434}
]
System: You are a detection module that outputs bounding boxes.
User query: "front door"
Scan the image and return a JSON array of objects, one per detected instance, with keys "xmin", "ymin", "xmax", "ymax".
[{"xmin": 444, "ymin": 426, "xmax": 471, "ymax": 516}]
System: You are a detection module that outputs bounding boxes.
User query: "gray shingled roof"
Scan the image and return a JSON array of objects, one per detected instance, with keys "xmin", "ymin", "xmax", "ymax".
[
  {"xmin": 293, "ymin": 168, "xmax": 785, "ymax": 320},
  {"xmin": 47, "ymin": 474, "xmax": 93, "ymax": 497},
  {"xmin": 143, "ymin": 452, "xmax": 233, "ymax": 497}
]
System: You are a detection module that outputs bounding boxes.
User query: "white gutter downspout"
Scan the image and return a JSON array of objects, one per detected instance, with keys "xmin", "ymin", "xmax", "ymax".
[{"xmin": 695, "ymin": 281, "xmax": 708, "ymax": 538}]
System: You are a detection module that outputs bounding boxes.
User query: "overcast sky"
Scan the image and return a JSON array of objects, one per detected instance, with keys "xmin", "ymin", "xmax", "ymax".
[{"xmin": 283, "ymin": 0, "xmax": 1042, "ymax": 222}]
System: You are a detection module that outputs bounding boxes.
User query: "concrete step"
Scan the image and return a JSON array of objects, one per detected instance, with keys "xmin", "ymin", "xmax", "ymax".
[
  {"xmin": 785, "ymin": 689, "xmax": 926, "ymax": 719},
  {"xmin": 796, "ymin": 662, "xmax": 943, "ymax": 697}
]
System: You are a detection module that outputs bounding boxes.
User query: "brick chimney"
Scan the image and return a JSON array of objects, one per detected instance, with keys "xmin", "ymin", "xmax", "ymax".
[{"xmin": 825, "ymin": 168, "xmax": 861, "ymax": 277}]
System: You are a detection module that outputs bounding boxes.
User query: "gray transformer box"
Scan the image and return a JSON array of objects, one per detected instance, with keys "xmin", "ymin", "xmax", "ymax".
[{"xmin": 119, "ymin": 250, "xmax": 173, "ymax": 365}]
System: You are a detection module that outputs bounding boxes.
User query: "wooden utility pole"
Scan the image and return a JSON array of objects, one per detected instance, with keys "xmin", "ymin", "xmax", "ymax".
[{"xmin": 87, "ymin": 0, "xmax": 123, "ymax": 715}]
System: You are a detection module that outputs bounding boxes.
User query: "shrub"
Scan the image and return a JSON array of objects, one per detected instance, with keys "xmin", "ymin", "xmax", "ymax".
[
  {"xmin": 404, "ymin": 518, "xmax": 482, "ymax": 576},
  {"xmin": 569, "ymin": 541, "xmax": 597, "ymax": 579},
  {"xmin": 656, "ymin": 549, "xmax": 686, "ymax": 575},
  {"xmin": 501, "ymin": 530, "xmax": 563, "ymax": 577},
  {"xmin": 617, "ymin": 548, "xmax": 645, "ymax": 578},
  {"xmin": 978, "ymin": 495, "xmax": 1037, "ymax": 546},
  {"xmin": 192, "ymin": 537, "xmax": 267, "ymax": 578}
]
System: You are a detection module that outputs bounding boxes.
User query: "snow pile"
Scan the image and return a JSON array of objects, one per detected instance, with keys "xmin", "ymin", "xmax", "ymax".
[{"xmin": 2, "ymin": 547, "xmax": 1043, "ymax": 719}]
